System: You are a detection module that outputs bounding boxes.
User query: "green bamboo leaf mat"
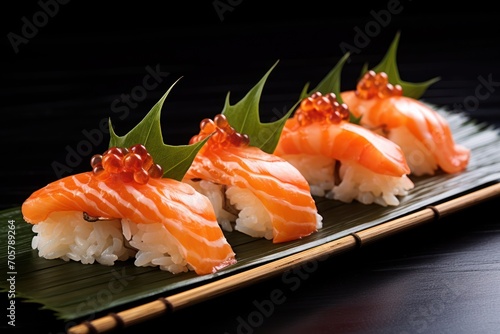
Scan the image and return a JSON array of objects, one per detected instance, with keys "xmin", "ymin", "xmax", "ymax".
[{"xmin": 1, "ymin": 107, "xmax": 499, "ymax": 322}]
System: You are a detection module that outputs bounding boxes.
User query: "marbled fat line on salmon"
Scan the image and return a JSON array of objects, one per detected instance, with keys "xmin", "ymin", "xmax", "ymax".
[
  {"xmin": 340, "ymin": 91, "xmax": 470, "ymax": 175},
  {"xmin": 22, "ymin": 172, "xmax": 237, "ymax": 275},
  {"xmin": 276, "ymin": 119, "xmax": 411, "ymax": 177},
  {"xmin": 185, "ymin": 145, "xmax": 321, "ymax": 243}
]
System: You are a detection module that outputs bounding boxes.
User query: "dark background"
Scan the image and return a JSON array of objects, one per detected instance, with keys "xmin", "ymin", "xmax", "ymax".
[
  {"xmin": 2, "ymin": 1, "xmax": 499, "ymax": 210},
  {"xmin": 1, "ymin": 1, "xmax": 500, "ymax": 333}
]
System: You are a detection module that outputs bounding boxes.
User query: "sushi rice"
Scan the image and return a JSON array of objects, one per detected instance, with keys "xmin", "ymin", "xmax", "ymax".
[
  {"xmin": 186, "ymin": 179, "xmax": 289, "ymax": 240},
  {"xmin": 32, "ymin": 211, "xmax": 191, "ymax": 274},
  {"xmin": 281, "ymin": 154, "xmax": 414, "ymax": 207}
]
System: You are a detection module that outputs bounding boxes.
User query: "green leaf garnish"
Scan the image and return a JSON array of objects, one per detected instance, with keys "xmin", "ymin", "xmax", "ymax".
[
  {"xmin": 109, "ymin": 78, "xmax": 209, "ymax": 181},
  {"xmin": 303, "ymin": 52, "xmax": 351, "ymax": 102},
  {"xmin": 221, "ymin": 60, "xmax": 295, "ymax": 154},
  {"xmin": 300, "ymin": 52, "xmax": 361, "ymax": 124},
  {"xmin": 370, "ymin": 31, "xmax": 440, "ymax": 99}
]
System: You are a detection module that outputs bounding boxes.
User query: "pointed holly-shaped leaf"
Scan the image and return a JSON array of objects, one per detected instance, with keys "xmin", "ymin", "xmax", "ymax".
[
  {"xmin": 109, "ymin": 79, "xmax": 209, "ymax": 181},
  {"xmin": 304, "ymin": 52, "xmax": 351, "ymax": 102},
  {"xmin": 370, "ymin": 31, "xmax": 440, "ymax": 99},
  {"xmin": 221, "ymin": 60, "xmax": 295, "ymax": 154},
  {"xmin": 300, "ymin": 52, "xmax": 361, "ymax": 124}
]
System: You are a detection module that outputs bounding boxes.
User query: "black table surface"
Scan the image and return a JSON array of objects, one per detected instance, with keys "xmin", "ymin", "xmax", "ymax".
[{"xmin": 2, "ymin": 2, "xmax": 500, "ymax": 333}]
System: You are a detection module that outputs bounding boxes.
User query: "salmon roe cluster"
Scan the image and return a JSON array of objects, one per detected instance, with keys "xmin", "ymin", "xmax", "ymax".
[
  {"xmin": 189, "ymin": 114, "xmax": 250, "ymax": 148},
  {"xmin": 295, "ymin": 92, "xmax": 350, "ymax": 126},
  {"xmin": 355, "ymin": 70, "xmax": 403, "ymax": 99},
  {"xmin": 90, "ymin": 144, "xmax": 163, "ymax": 184}
]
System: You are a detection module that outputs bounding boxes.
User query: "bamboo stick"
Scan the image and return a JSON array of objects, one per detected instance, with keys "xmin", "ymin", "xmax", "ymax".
[
  {"xmin": 434, "ymin": 182, "xmax": 500, "ymax": 217},
  {"xmin": 356, "ymin": 183, "xmax": 500, "ymax": 246},
  {"xmin": 168, "ymin": 235, "xmax": 356, "ymax": 310},
  {"xmin": 67, "ymin": 236, "xmax": 357, "ymax": 334},
  {"xmin": 355, "ymin": 207, "xmax": 436, "ymax": 245},
  {"xmin": 67, "ymin": 183, "xmax": 500, "ymax": 334}
]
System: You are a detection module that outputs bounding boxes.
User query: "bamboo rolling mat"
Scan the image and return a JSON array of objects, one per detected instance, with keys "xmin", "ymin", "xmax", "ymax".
[{"xmin": 67, "ymin": 182, "xmax": 500, "ymax": 334}]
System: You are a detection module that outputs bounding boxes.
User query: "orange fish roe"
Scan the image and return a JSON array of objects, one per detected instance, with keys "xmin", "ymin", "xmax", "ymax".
[
  {"xmin": 189, "ymin": 114, "xmax": 250, "ymax": 148},
  {"xmin": 90, "ymin": 144, "xmax": 163, "ymax": 184},
  {"xmin": 355, "ymin": 70, "xmax": 403, "ymax": 99},
  {"xmin": 295, "ymin": 92, "xmax": 350, "ymax": 126}
]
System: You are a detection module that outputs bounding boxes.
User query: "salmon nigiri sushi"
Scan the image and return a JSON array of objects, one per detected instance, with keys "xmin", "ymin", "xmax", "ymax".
[
  {"xmin": 21, "ymin": 144, "xmax": 236, "ymax": 275},
  {"xmin": 341, "ymin": 70, "xmax": 470, "ymax": 176},
  {"xmin": 183, "ymin": 114, "xmax": 322, "ymax": 244},
  {"xmin": 274, "ymin": 91, "xmax": 414, "ymax": 207}
]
